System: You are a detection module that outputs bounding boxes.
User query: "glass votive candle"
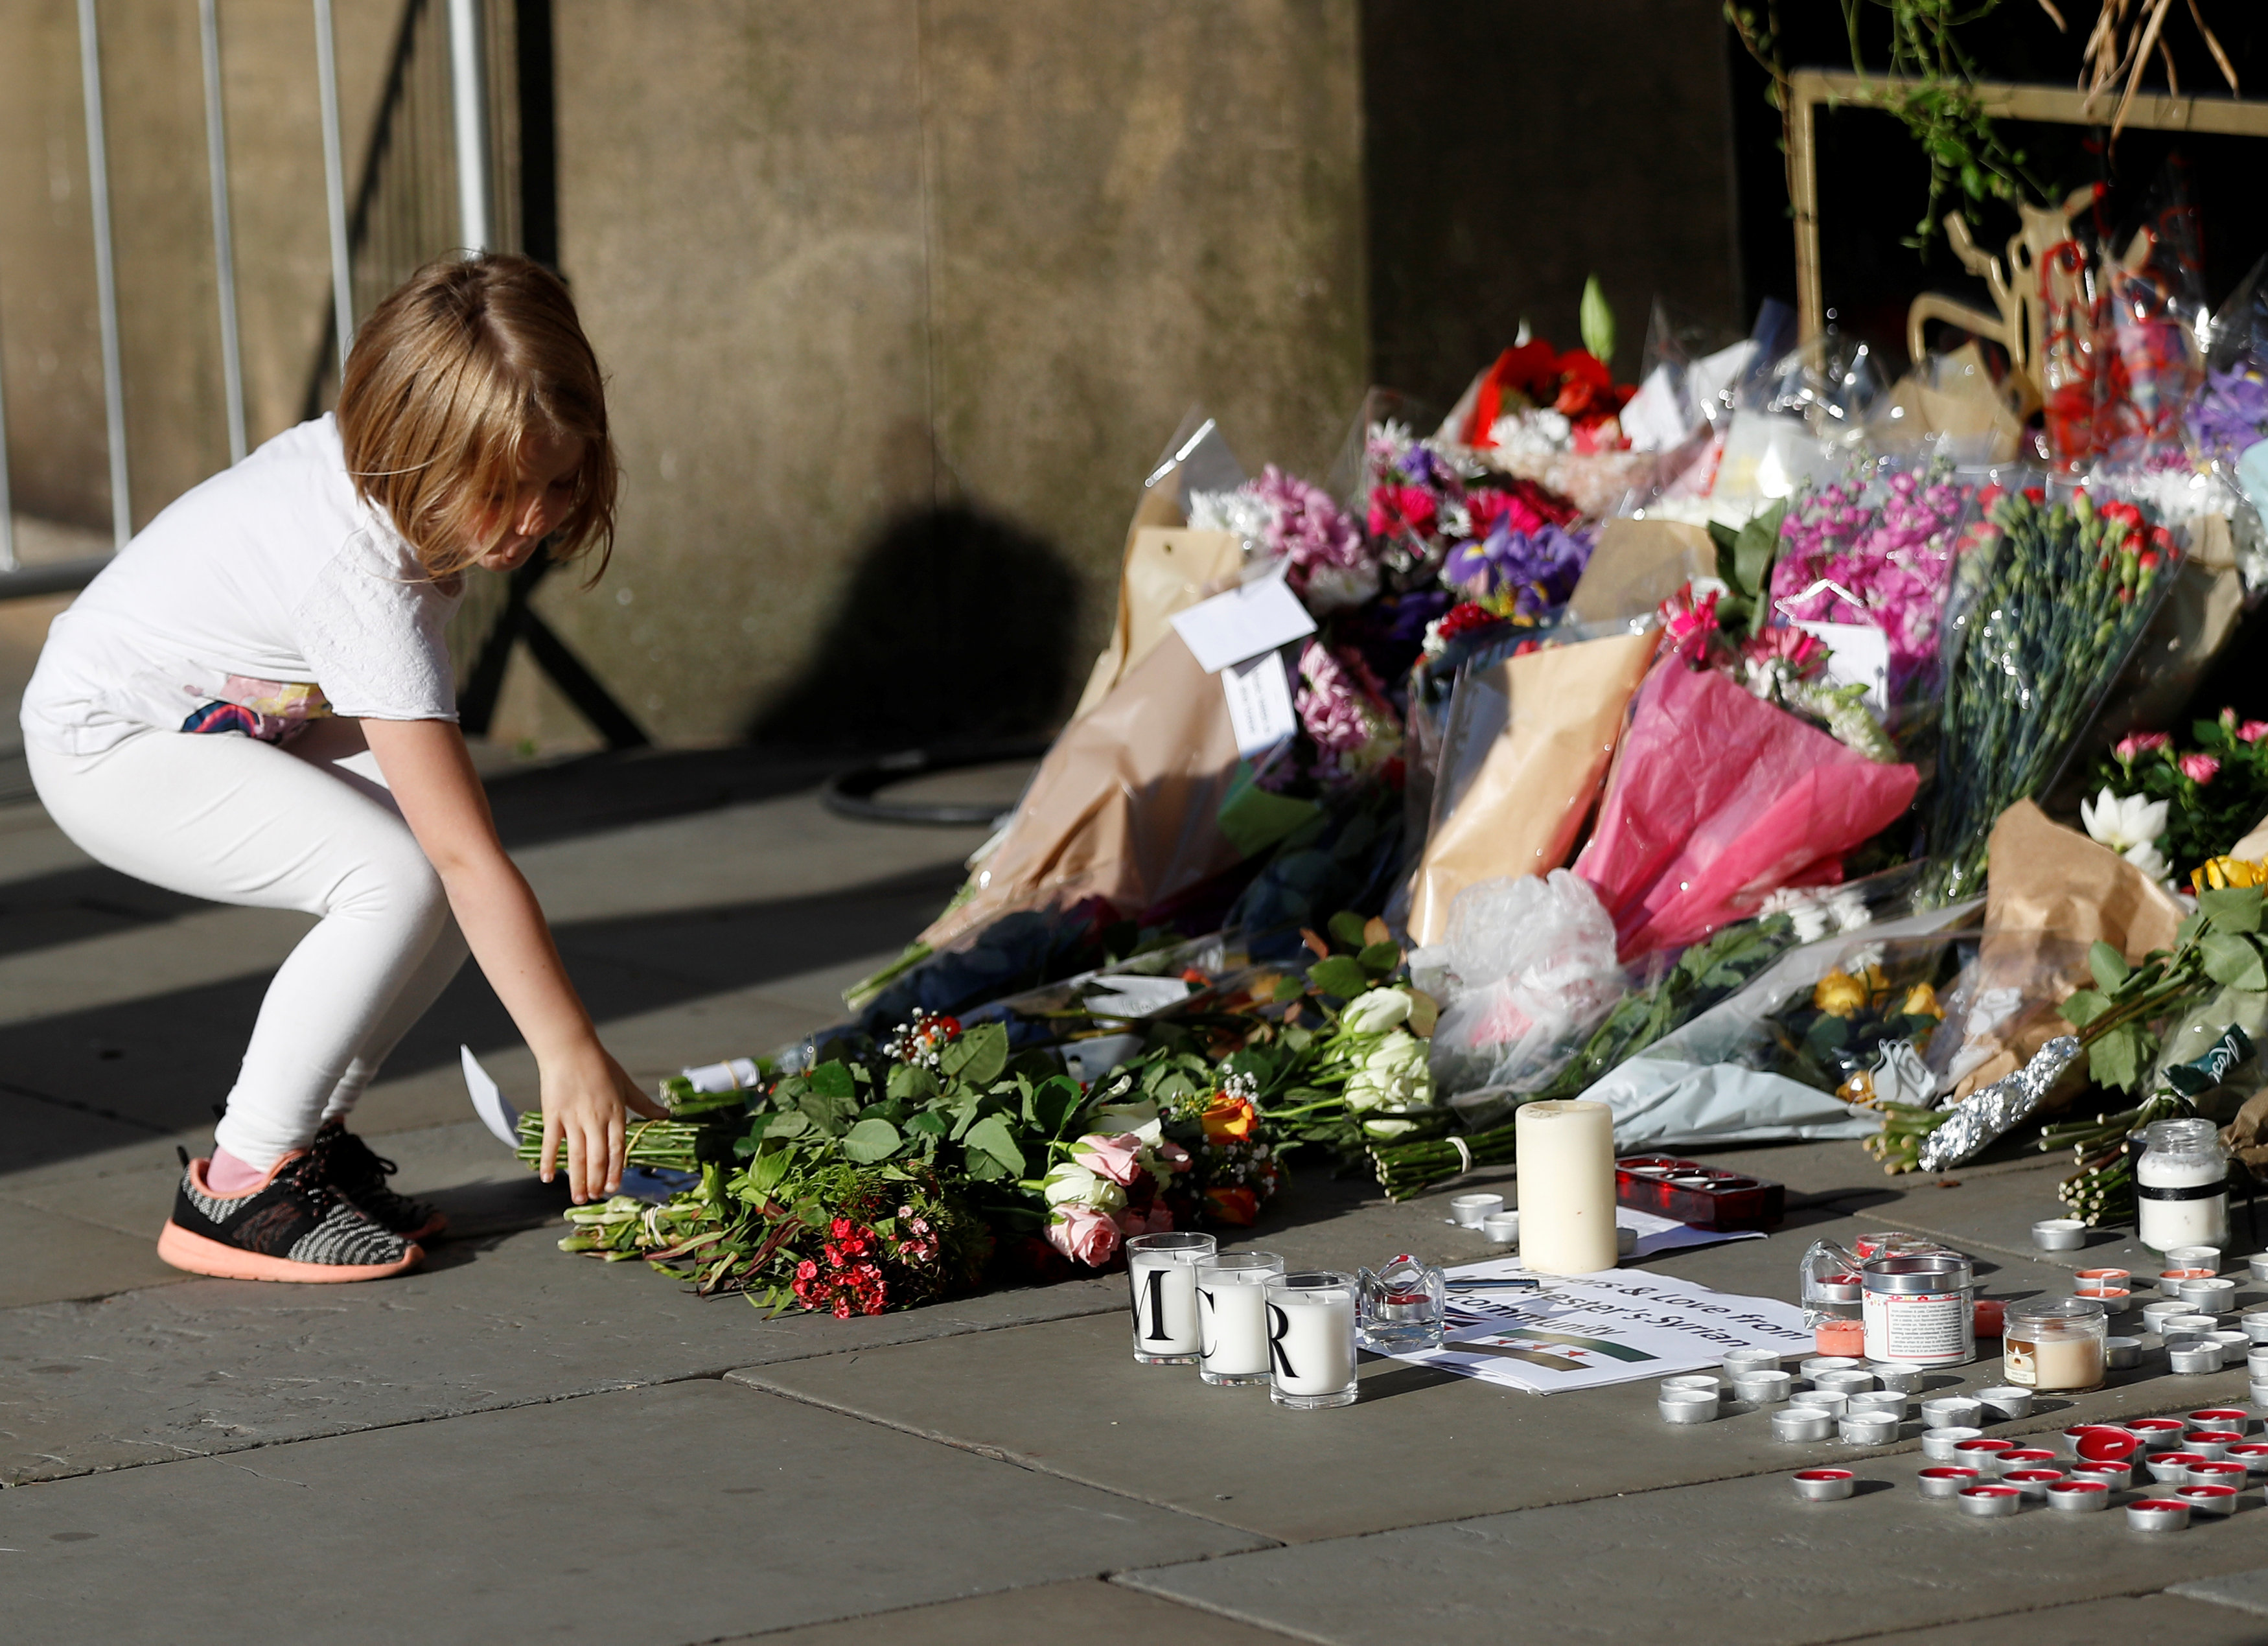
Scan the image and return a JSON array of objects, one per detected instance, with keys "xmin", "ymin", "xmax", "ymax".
[
  {"xmin": 1193, "ymin": 1251, "xmax": 1285, "ymax": 1386},
  {"xmin": 2003, "ymin": 1297, "xmax": 2107, "ymax": 1393},
  {"xmin": 1264, "ymin": 1269, "xmax": 1358, "ymax": 1409},
  {"xmin": 1356, "ymin": 1255, "xmax": 1446, "ymax": 1354},
  {"xmin": 1126, "ymin": 1231, "xmax": 1216, "ymax": 1364}
]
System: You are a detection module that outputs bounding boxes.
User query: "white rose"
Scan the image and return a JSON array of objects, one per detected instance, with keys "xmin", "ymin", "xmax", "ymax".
[
  {"xmin": 1340, "ymin": 987, "xmax": 1413, "ymax": 1036},
  {"xmin": 1345, "ymin": 1029, "xmax": 1435, "ymax": 1114},
  {"xmin": 1041, "ymin": 1160, "xmax": 1126, "ymax": 1214}
]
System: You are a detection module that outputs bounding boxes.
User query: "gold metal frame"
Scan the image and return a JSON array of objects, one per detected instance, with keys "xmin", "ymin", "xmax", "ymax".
[{"xmin": 1788, "ymin": 67, "xmax": 2268, "ymax": 342}]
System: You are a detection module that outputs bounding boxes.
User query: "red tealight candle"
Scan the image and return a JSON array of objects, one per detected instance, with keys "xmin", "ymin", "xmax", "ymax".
[
  {"xmin": 1814, "ymin": 1317, "xmax": 1865, "ymax": 1356},
  {"xmin": 2177, "ymin": 1483, "xmax": 2239, "ymax": 1516},
  {"xmin": 1973, "ymin": 1298, "xmax": 2005, "ymax": 1337}
]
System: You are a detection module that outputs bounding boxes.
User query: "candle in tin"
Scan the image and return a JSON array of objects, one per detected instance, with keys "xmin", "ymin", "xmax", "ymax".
[
  {"xmin": 2002, "ymin": 1297, "xmax": 2107, "ymax": 1393},
  {"xmin": 1861, "ymin": 1253, "xmax": 1975, "ymax": 1367}
]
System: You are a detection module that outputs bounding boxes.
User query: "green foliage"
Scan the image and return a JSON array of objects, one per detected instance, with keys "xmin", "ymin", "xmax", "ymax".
[
  {"xmin": 1727, "ymin": 0, "xmax": 2045, "ymax": 251},
  {"xmin": 1704, "ymin": 500, "xmax": 1788, "ymax": 644}
]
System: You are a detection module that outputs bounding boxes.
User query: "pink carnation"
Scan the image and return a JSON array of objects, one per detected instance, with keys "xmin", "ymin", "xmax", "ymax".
[
  {"xmin": 1045, "ymin": 1204, "xmax": 1122, "ymax": 1267},
  {"xmin": 1294, "ymin": 642, "xmax": 1378, "ymax": 756},
  {"xmin": 2181, "ymin": 753, "xmax": 2221, "ymax": 785},
  {"xmin": 2115, "ymin": 732, "xmax": 2170, "ymax": 761}
]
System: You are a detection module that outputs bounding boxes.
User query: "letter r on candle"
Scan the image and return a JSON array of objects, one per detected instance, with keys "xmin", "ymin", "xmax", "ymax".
[{"xmin": 1268, "ymin": 1302, "xmax": 1297, "ymax": 1378}]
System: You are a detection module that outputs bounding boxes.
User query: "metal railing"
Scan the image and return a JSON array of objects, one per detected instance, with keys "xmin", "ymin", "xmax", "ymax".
[{"xmin": 0, "ymin": 0, "xmax": 515, "ymax": 587}]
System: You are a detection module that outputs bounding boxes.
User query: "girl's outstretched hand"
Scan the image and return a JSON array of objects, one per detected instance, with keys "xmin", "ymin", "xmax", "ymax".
[{"xmin": 538, "ymin": 1043, "xmax": 669, "ymax": 1203}]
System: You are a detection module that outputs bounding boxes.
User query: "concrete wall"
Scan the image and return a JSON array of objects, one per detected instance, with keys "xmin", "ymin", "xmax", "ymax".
[
  {"xmin": 1362, "ymin": 0, "xmax": 1743, "ymax": 408},
  {"xmin": 1, "ymin": 0, "xmax": 1739, "ymax": 754},
  {"xmin": 535, "ymin": 0, "xmax": 1368, "ymax": 749}
]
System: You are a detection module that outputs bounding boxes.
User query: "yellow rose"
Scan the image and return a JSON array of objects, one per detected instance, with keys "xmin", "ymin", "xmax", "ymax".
[
  {"xmin": 1812, "ymin": 971, "xmax": 1867, "ymax": 1017},
  {"xmin": 1901, "ymin": 983, "xmax": 1943, "ymax": 1020}
]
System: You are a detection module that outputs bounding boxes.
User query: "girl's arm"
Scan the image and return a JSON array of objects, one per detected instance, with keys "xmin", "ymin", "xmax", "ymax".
[{"xmin": 362, "ymin": 715, "xmax": 665, "ymax": 1201}]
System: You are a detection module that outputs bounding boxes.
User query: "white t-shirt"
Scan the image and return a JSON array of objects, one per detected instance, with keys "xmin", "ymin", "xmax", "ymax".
[{"xmin": 20, "ymin": 415, "xmax": 463, "ymax": 756}]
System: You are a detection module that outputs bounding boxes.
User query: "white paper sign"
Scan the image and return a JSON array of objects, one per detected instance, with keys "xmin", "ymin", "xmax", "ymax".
[
  {"xmin": 461, "ymin": 1045, "xmax": 520, "ymax": 1146},
  {"xmin": 1385, "ymin": 1260, "xmax": 1808, "ymax": 1395},
  {"xmin": 1792, "ymin": 620, "xmax": 1891, "ymax": 714},
  {"xmin": 1221, "ymin": 650, "xmax": 1298, "ymax": 758},
  {"xmin": 1169, "ymin": 574, "xmax": 1317, "ymax": 673},
  {"xmin": 1082, "ymin": 975, "xmax": 1193, "ymax": 1019}
]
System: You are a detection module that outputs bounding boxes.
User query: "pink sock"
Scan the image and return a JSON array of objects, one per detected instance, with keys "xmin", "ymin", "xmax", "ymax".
[{"xmin": 207, "ymin": 1147, "xmax": 270, "ymax": 1195}]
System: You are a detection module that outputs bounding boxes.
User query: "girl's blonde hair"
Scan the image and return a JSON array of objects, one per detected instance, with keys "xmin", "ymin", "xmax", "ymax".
[{"xmin": 337, "ymin": 253, "xmax": 616, "ymax": 580}]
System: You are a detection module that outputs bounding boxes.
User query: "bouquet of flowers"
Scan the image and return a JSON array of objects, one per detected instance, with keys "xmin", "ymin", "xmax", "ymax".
[
  {"xmin": 1575, "ymin": 656, "xmax": 1920, "ymax": 961},
  {"xmin": 1921, "ymin": 488, "xmax": 2178, "ymax": 903},
  {"xmin": 1766, "ymin": 466, "xmax": 1983, "ymax": 715},
  {"xmin": 2081, "ymin": 713, "xmax": 2268, "ymax": 883},
  {"xmin": 1188, "ymin": 465, "xmax": 1380, "ymax": 614}
]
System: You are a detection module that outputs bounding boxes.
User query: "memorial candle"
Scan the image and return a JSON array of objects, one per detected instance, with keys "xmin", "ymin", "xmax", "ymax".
[
  {"xmin": 1126, "ymin": 1231, "xmax": 1216, "ymax": 1364},
  {"xmin": 1194, "ymin": 1252, "xmax": 1284, "ymax": 1385},
  {"xmin": 1266, "ymin": 1270, "xmax": 1358, "ymax": 1408},
  {"xmin": 1515, "ymin": 1099, "xmax": 1617, "ymax": 1275}
]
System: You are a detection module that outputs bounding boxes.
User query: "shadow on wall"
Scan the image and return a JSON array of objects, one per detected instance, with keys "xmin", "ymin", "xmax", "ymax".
[{"xmin": 746, "ymin": 504, "xmax": 1083, "ymax": 750}]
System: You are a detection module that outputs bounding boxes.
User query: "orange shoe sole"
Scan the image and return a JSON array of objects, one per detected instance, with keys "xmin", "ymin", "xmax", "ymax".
[{"xmin": 156, "ymin": 1220, "xmax": 424, "ymax": 1283}]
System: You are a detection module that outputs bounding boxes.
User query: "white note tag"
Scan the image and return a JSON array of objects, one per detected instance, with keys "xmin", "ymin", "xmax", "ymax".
[
  {"xmin": 1793, "ymin": 620, "xmax": 1890, "ymax": 714},
  {"xmin": 1221, "ymin": 650, "xmax": 1298, "ymax": 758},
  {"xmin": 1082, "ymin": 975, "xmax": 1194, "ymax": 1019},
  {"xmin": 1169, "ymin": 573, "xmax": 1317, "ymax": 673}
]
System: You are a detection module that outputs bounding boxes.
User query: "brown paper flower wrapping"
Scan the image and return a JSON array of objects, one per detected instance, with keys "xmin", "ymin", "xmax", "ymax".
[
  {"xmin": 920, "ymin": 632, "xmax": 1245, "ymax": 952},
  {"xmin": 1944, "ymin": 799, "xmax": 2186, "ymax": 1099},
  {"xmin": 1406, "ymin": 629, "xmax": 1660, "ymax": 947}
]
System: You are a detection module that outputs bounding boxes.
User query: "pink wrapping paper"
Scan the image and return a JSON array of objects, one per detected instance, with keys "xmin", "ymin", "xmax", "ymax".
[{"xmin": 1575, "ymin": 660, "xmax": 1919, "ymax": 960}]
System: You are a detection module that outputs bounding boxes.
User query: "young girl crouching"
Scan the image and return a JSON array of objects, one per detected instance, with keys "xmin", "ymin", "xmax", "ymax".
[{"xmin": 21, "ymin": 253, "xmax": 663, "ymax": 1282}]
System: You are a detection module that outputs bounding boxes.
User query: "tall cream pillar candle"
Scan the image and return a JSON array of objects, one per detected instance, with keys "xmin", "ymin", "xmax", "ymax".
[{"xmin": 1515, "ymin": 1100, "xmax": 1618, "ymax": 1274}]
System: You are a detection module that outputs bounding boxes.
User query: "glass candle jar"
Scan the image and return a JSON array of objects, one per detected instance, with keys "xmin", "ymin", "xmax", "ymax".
[
  {"xmin": 1194, "ymin": 1251, "xmax": 1285, "ymax": 1385},
  {"xmin": 1265, "ymin": 1270, "xmax": 1359, "ymax": 1409},
  {"xmin": 2137, "ymin": 1119, "xmax": 2229, "ymax": 1254},
  {"xmin": 2004, "ymin": 1297, "xmax": 2108, "ymax": 1393},
  {"xmin": 1126, "ymin": 1231, "xmax": 1217, "ymax": 1364}
]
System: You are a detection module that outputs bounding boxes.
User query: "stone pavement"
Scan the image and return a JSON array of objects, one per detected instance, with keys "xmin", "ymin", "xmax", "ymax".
[{"xmin": 7, "ymin": 753, "xmax": 2268, "ymax": 1646}]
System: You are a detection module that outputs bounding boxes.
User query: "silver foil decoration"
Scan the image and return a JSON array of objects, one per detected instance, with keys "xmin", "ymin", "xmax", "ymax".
[{"xmin": 1915, "ymin": 1035, "xmax": 2083, "ymax": 1174}]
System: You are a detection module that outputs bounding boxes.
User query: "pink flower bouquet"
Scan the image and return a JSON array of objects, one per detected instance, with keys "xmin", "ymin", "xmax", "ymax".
[{"xmin": 1576, "ymin": 659, "xmax": 1919, "ymax": 961}]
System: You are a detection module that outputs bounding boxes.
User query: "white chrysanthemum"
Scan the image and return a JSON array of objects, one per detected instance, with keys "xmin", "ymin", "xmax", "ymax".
[
  {"xmin": 1185, "ymin": 487, "xmax": 1272, "ymax": 548},
  {"xmin": 1759, "ymin": 886, "xmax": 1831, "ymax": 944},
  {"xmin": 1826, "ymin": 888, "xmax": 1871, "ymax": 933}
]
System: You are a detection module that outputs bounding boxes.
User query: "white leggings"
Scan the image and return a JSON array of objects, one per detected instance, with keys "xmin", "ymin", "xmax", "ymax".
[{"xmin": 27, "ymin": 719, "xmax": 467, "ymax": 1169}]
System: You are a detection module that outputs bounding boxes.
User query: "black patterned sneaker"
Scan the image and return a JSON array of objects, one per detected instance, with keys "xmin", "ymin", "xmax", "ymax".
[
  {"xmin": 156, "ymin": 1148, "xmax": 423, "ymax": 1282},
  {"xmin": 312, "ymin": 1119, "xmax": 447, "ymax": 1242}
]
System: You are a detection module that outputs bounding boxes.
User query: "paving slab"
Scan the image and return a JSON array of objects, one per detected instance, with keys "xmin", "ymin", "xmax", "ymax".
[
  {"xmin": 1859, "ymin": 1595, "xmax": 2268, "ymax": 1646},
  {"xmin": 2170, "ymin": 1566, "xmax": 2268, "ymax": 1619},
  {"xmin": 1118, "ymin": 1465, "xmax": 2268, "ymax": 1646},
  {"xmin": 0, "ymin": 1379, "xmax": 1267, "ymax": 1646},
  {"xmin": 730, "ymin": 1237, "xmax": 2256, "ymax": 1546},
  {"xmin": 0, "ymin": 1222, "xmax": 1126, "ymax": 1485},
  {"xmin": 0, "ymin": 1198, "xmax": 181, "ymax": 1308},
  {"xmin": 718, "ymin": 1577, "xmax": 1296, "ymax": 1646}
]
